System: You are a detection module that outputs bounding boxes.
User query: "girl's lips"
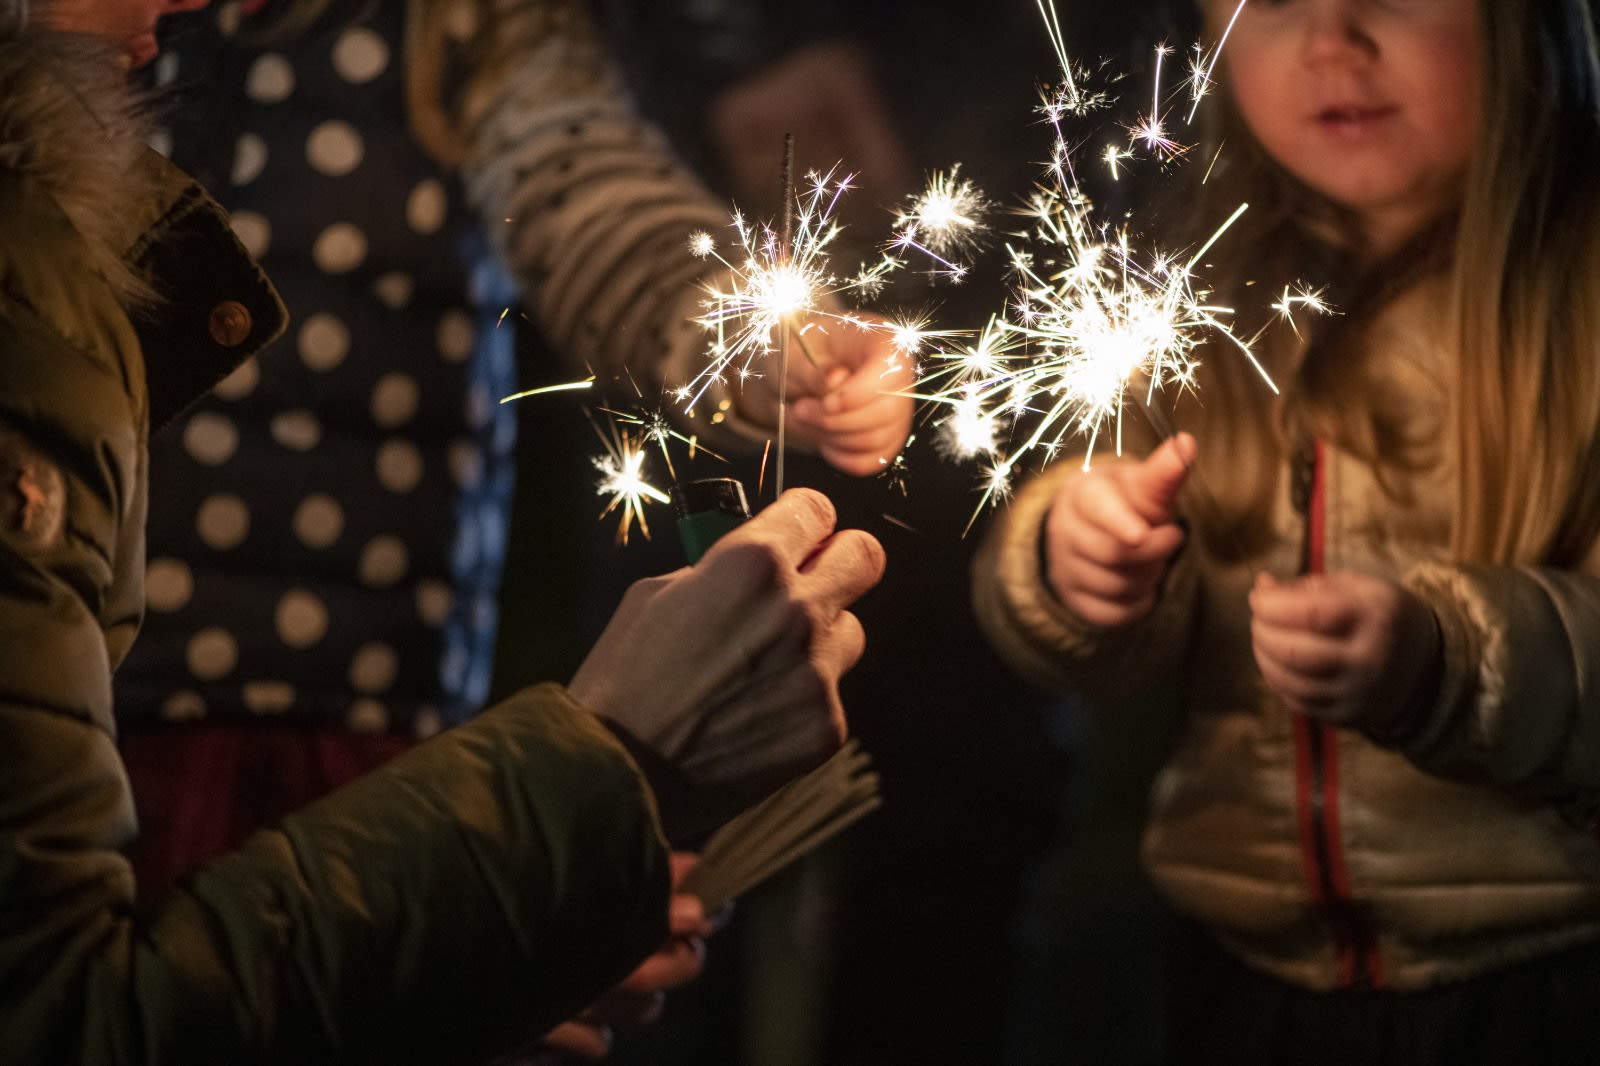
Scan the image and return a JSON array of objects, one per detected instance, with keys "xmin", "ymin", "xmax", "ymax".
[
  {"xmin": 1313, "ymin": 104, "xmax": 1401, "ymax": 134},
  {"xmin": 125, "ymin": 33, "xmax": 160, "ymax": 69}
]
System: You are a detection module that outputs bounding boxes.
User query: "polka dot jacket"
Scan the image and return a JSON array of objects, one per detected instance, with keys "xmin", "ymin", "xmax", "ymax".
[
  {"xmin": 118, "ymin": 3, "xmax": 519, "ymax": 737},
  {"xmin": 118, "ymin": 1, "xmax": 744, "ymax": 736}
]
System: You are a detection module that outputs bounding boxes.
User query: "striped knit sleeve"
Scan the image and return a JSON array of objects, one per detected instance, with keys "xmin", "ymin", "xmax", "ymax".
[{"xmin": 456, "ymin": 1, "xmax": 766, "ymax": 444}]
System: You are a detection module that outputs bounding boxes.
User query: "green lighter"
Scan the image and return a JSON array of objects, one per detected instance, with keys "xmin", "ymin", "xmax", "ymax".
[{"xmin": 672, "ymin": 477, "xmax": 751, "ymax": 563}]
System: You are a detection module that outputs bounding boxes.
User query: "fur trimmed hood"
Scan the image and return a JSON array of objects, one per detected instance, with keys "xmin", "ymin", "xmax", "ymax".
[{"xmin": 0, "ymin": 21, "xmax": 158, "ymax": 303}]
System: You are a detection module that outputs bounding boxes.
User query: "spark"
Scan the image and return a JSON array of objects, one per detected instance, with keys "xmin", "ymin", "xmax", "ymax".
[
  {"xmin": 499, "ymin": 378, "xmax": 594, "ymax": 404},
  {"xmin": 1103, "ymin": 142, "xmax": 1134, "ymax": 181},
  {"xmin": 913, "ymin": 1, "xmax": 1287, "ymax": 523},
  {"xmin": 888, "ymin": 165, "xmax": 991, "ymax": 280},
  {"xmin": 1125, "ymin": 44, "xmax": 1188, "ymax": 162},
  {"xmin": 588, "ymin": 414, "xmax": 671, "ymax": 546},
  {"xmin": 1272, "ymin": 283, "xmax": 1333, "ymax": 339},
  {"xmin": 1187, "ymin": 0, "xmax": 1250, "ymax": 123},
  {"xmin": 683, "ymin": 167, "xmax": 901, "ymax": 415}
]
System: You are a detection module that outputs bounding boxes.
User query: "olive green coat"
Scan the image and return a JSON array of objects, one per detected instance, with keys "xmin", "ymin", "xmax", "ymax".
[{"xmin": 0, "ymin": 28, "xmax": 669, "ymax": 1064}]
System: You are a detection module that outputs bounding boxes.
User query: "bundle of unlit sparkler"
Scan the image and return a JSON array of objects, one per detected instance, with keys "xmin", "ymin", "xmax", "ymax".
[{"xmin": 506, "ymin": 1, "xmax": 1323, "ymax": 905}]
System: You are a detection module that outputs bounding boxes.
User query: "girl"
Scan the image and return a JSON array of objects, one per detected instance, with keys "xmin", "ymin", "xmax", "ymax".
[{"xmin": 974, "ymin": 1, "xmax": 1600, "ymax": 1061}]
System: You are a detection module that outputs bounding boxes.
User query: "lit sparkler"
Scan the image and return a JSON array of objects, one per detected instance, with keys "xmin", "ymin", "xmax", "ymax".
[
  {"xmin": 888, "ymin": 165, "xmax": 991, "ymax": 282},
  {"xmin": 913, "ymin": 0, "xmax": 1312, "ymax": 517},
  {"xmin": 588, "ymin": 412, "xmax": 670, "ymax": 546},
  {"xmin": 679, "ymin": 167, "xmax": 899, "ymax": 416}
]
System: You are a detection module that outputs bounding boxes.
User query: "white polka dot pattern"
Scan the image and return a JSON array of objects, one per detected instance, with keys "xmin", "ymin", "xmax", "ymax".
[
  {"xmin": 246, "ymin": 54, "xmax": 295, "ymax": 103},
  {"xmin": 349, "ymin": 643, "xmax": 399, "ymax": 694},
  {"xmin": 126, "ymin": 5, "xmax": 516, "ymax": 735},
  {"xmin": 196, "ymin": 495, "xmax": 250, "ymax": 550},
  {"xmin": 183, "ymin": 413, "xmax": 239, "ymax": 466},
  {"xmin": 348, "ymin": 699, "xmax": 390, "ymax": 733},
  {"xmin": 376, "ymin": 440, "xmax": 424, "ymax": 493},
  {"xmin": 212, "ymin": 356, "xmax": 259, "ymax": 400},
  {"xmin": 243, "ymin": 681, "xmax": 296, "ymax": 714},
  {"xmin": 406, "ymin": 179, "xmax": 447, "ymax": 234},
  {"xmin": 415, "ymin": 580, "xmax": 453, "ymax": 626},
  {"xmin": 333, "ymin": 27, "xmax": 389, "ymax": 83},
  {"xmin": 298, "ymin": 312, "xmax": 350, "ymax": 371},
  {"xmin": 187, "ymin": 628, "xmax": 239, "ymax": 680},
  {"xmin": 358, "ymin": 536, "xmax": 408, "ymax": 587},
  {"xmin": 162, "ymin": 691, "xmax": 207, "ymax": 721},
  {"xmin": 232, "ymin": 133, "xmax": 269, "ymax": 185},
  {"xmin": 372, "ymin": 272, "xmax": 415, "ymax": 309},
  {"xmin": 371, "ymin": 373, "xmax": 419, "ymax": 427},
  {"xmin": 145, "ymin": 558, "xmax": 194, "ymax": 613},
  {"xmin": 436, "ymin": 310, "xmax": 475, "ymax": 362},
  {"xmin": 312, "ymin": 222, "xmax": 368, "ymax": 274},
  {"xmin": 276, "ymin": 589, "xmax": 329, "ymax": 649},
  {"xmin": 270, "ymin": 410, "xmax": 322, "ymax": 451},
  {"xmin": 306, "ymin": 119, "xmax": 364, "ymax": 176},
  {"xmin": 230, "ymin": 211, "xmax": 272, "ymax": 258},
  {"xmin": 292, "ymin": 494, "xmax": 345, "ymax": 549}
]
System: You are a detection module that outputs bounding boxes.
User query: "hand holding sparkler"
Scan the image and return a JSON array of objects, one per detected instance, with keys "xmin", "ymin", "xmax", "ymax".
[
  {"xmin": 737, "ymin": 313, "xmax": 915, "ymax": 477},
  {"xmin": 1043, "ymin": 432, "xmax": 1195, "ymax": 628},
  {"xmin": 568, "ymin": 488, "xmax": 885, "ymax": 838},
  {"xmin": 1249, "ymin": 571, "xmax": 1441, "ymax": 737}
]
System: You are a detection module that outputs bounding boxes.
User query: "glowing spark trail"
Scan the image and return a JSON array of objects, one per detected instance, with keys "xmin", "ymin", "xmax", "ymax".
[
  {"xmin": 889, "ymin": 166, "xmax": 991, "ymax": 281},
  {"xmin": 680, "ymin": 167, "xmax": 899, "ymax": 416},
  {"xmin": 913, "ymin": 0, "xmax": 1310, "ymax": 518},
  {"xmin": 499, "ymin": 378, "xmax": 593, "ymax": 404},
  {"xmin": 588, "ymin": 412, "xmax": 671, "ymax": 546}
]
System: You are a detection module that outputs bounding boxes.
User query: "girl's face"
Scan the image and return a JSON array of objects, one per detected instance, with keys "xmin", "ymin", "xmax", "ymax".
[
  {"xmin": 1222, "ymin": 0, "xmax": 1481, "ymax": 254},
  {"xmin": 39, "ymin": 0, "xmax": 211, "ymax": 68}
]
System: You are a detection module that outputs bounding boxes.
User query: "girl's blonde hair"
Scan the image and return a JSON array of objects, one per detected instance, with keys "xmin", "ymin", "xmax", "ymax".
[{"xmin": 1183, "ymin": 0, "xmax": 1600, "ymax": 567}]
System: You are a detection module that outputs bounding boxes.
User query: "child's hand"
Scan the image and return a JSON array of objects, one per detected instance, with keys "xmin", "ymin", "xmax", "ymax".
[
  {"xmin": 736, "ymin": 314, "xmax": 914, "ymax": 477},
  {"xmin": 1042, "ymin": 433, "xmax": 1196, "ymax": 628},
  {"xmin": 1249, "ymin": 571, "xmax": 1440, "ymax": 730},
  {"xmin": 788, "ymin": 318, "xmax": 914, "ymax": 476}
]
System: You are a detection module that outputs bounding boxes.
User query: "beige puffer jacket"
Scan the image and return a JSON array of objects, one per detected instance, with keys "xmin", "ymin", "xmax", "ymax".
[{"xmin": 973, "ymin": 276, "xmax": 1600, "ymax": 992}]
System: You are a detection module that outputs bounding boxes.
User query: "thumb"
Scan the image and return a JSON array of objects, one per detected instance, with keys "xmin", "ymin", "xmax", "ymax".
[{"xmin": 1128, "ymin": 432, "xmax": 1196, "ymax": 523}]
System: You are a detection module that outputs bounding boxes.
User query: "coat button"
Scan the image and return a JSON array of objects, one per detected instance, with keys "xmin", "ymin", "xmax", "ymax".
[{"xmin": 209, "ymin": 300, "xmax": 253, "ymax": 348}]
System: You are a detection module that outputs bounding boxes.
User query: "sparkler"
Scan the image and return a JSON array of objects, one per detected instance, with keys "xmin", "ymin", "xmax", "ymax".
[
  {"xmin": 913, "ymin": 0, "xmax": 1314, "ymax": 517},
  {"xmin": 679, "ymin": 165, "xmax": 898, "ymax": 418},
  {"xmin": 682, "ymin": 155, "xmax": 977, "ymax": 496},
  {"xmin": 888, "ymin": 165, "xmax": 991, "ymax": 282},
  {"xmin": 586, "ymin": 404, "xmax": 729, "ymax": 546},
  {"xmin": 587, "ymin": 410, "xmax": 669, "ymax": 546}
]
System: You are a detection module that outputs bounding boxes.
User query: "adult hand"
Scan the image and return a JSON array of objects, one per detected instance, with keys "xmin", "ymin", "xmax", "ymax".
[
  {"xmin": 1249, "ymin": 570, "xmax": 1440, "ymax": 730},
  {"xmin": 1042, "ymin": 433, "xmax": 1195, "ymax": 628},
  {"xmin": 569, "ymin": 488, "xmax": 885, "ymax": 821},
  {"xmin": 733, "ymin": 314, "xmax": 914, "ymax": 476},
  {"xmin": 535, "ymin": 855, "xmax": 717, "ymax": 1062}
]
